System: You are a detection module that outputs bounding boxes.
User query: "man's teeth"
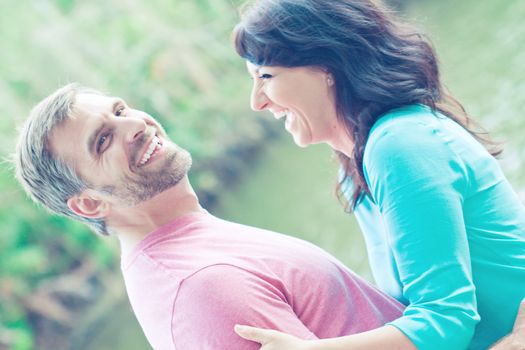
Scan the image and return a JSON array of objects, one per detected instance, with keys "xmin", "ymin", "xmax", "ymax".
[{"xmin": 139, "ymin": 136, "xmax": 161, "ymax": 165}]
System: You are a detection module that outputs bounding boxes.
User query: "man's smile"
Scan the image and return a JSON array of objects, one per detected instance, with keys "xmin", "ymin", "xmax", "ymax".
[{"xmin": 137, "ymin": 135, "xmax": 163, "ymax": 167}]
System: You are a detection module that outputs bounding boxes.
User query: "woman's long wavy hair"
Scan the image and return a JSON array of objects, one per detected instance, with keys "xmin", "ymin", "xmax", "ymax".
[{"xmin": 233, "ymin": 0, "xmax": 501, "ymax": 209}]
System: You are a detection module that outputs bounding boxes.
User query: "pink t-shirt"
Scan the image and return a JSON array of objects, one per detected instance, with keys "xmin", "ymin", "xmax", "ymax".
[{"xmin": 121, "ymin": 212, "xmax": 404, "ymax": 349}]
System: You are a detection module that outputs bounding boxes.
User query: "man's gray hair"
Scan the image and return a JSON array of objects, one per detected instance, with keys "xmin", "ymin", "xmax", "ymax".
[{"xmin": 15, "ymin": 83, "xmax": 109, "ymax": 235}]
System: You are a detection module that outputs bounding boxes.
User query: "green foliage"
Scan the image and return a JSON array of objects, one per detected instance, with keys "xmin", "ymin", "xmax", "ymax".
[
  {"xmin": 0, "ymin": 0, "xmax": 258, "ymax": 347},
  {"xmin": 3, "ymin": 319, "xmax": 34, "ymax": 350}
]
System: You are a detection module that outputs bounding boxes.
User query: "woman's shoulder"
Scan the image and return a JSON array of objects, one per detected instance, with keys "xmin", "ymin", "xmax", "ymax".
[
  {"xmin": 369, "ymin": 104, "xmax": 439, "ymax": 139},
  {"xmin": 365, "ymin": 104, "xmax": 444, "ymax": 153}
]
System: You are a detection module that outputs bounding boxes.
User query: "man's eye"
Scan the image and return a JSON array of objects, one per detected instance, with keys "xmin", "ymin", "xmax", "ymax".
[
  {"xmin": 259, "ymin": 73, "xmax": 273, "ymax": 79},
  {"xmin": 97, "ymin": 133, "xmax": 111, "ymax": 153},
  {"xmin": 115, "ymin": 106, "xmax": 126, "ymax": 117}
]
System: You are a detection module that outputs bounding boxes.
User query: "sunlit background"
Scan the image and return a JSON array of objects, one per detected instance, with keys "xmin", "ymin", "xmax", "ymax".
[{"xmin": 0, "ymin": 0, "xmax": 523, "ymax": 349}]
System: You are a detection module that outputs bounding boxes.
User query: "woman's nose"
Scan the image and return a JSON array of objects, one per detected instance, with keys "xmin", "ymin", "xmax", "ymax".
[{"xmin": 250, "ymin": 84, "xmax": 270, "ymax": 111}]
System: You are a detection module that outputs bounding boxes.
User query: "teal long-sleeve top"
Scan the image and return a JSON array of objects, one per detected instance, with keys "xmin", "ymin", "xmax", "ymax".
[{"xmin": 341, "ymin": 105, "xmax": 525, "ymax": 349}]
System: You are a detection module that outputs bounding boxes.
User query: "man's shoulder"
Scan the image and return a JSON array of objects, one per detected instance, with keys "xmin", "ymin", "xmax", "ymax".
[
  {"xmin": 174, "ymin": 263, "xmax": 290, "ymax": 321},
  {"xmin": 177, "ymin": 264, "xmax": 269, "ymax": 302},
  {"xmin": 171, "ymin": 264, "xmax": 294, "ymax": 350}
]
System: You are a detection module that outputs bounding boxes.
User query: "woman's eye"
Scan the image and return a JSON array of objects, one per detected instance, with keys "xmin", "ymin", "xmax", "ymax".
[
  {"xmin": 115, "ymin": 106, "xmax": 126, "ymax": 117},
  {"xmin": 97, "ymin": 133, "xmax": 111, "ymax": 154},
  {"xmin": 259, "ymin": 73, "xmax": 273, "ymax": 79}
]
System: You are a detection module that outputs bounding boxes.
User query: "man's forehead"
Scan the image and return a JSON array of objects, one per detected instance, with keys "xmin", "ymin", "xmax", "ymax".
[
  {"xmin": 49, "ymin": 94, "xmax": 107, "ymax": 160},
  {"xmin": 49, "ymin": 108, "xmax": 90, "ymax": 155},
  {"xmin": 74, "ymin": 92, "xmax": 118, "ymax": 112}
]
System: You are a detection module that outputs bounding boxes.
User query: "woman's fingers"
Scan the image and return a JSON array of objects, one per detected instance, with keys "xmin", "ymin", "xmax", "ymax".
[
  {"xmin": 234, "ymin": 325, "xmax": 280, "ymax": 344},
  {"xmin": 234, "ymin": 325, "xmax": 308, "ymax": 350}
]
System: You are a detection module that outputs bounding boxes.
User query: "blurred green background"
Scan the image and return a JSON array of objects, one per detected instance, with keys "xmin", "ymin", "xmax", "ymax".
[{"xmin": 0, "ymin": 0, "xmax": 523, "ymax": 349}]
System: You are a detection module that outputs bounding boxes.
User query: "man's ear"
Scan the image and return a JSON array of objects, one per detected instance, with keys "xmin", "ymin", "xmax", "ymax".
[{"xmin": 67, "ymin": 190, "xmax": 110, "ymax": 219}]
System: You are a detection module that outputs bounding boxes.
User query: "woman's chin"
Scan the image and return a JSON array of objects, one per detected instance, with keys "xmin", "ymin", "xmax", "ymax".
[{"xmin": 291, "ymin": 134, "xmax": 310, "ymax": 148}]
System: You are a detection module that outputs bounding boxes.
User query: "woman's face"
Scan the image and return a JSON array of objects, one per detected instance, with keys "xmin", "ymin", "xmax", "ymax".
[{"xmin": 246, "ymin": 62, "xmax": 340, "ymax": 147}]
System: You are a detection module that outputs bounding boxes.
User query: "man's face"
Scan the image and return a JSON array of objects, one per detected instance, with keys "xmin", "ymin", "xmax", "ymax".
[{"xmin": 50, "ymin": 92, "xmax": 192, "ymax": 206}]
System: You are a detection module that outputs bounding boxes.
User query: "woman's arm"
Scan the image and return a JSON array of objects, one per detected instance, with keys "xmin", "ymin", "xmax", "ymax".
[
  {"xmin": 235, "ymin": 301, "xmax": 525, "ymax": 350},
  {"xmin": 361, "ymin": 115, "xmax": 480, "ymax": 349}
]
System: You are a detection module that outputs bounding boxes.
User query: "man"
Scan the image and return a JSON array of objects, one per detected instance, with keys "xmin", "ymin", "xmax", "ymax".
[{"xmin": 15, "ymin": 83, "xmax": 404, "ymax": 349}]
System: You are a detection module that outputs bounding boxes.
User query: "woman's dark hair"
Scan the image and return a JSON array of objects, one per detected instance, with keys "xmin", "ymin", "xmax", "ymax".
[{"xmin": 233, "ymin": 0, "xmax": 501, "ymax": 209}]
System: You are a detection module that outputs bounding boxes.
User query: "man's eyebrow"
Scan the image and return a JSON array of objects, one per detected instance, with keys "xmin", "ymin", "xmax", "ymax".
[{"xmin": 112, "ymin": 98, "xmax": 124, "ymax": 111}]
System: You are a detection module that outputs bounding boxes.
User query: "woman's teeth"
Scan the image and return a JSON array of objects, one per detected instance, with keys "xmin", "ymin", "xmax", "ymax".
[
  {"xmin": 285, "ymin": 112, "xmax": 294, "ymax": 130},
  {"xmin": 139, "ymin": 136, "xmax": 161, "ymax": 166},
  {"xmin": 274, "ymin": 110, "xmax": 288, "ymax": 120}
]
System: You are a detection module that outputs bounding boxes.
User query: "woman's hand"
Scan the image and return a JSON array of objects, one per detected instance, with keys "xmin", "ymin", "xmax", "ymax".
[{"xmin": 234, "ymin": 325, "xmax": 312, "ymax": 350}]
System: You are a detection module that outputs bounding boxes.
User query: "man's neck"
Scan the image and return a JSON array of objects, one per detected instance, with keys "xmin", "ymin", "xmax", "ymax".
[{"xmin": 108, "ymin": 176, "xmax": 205, "ymax": 255}]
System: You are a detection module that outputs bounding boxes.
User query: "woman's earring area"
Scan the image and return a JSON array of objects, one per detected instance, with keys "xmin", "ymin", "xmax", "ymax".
[{"xmin": 327, "ymin": 76, "xmax": 334, "ymax": 86}]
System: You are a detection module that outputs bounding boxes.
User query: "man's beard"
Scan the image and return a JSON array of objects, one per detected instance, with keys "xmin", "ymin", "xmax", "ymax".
[{"xmin": 99, "ymin": 144, "xmax": 192, "ymax": 206}]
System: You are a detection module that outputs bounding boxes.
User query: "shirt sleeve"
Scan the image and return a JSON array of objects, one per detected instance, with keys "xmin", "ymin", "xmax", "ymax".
[
  {"xmin": 363, "ymin": 117, "xmax": 480, "ymax": 350},
  {"xmin": 171, "ymin": 264, "xmax": 317, "ymax": 349}
]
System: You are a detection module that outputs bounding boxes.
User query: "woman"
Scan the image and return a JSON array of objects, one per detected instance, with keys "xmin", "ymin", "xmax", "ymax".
[{"xmin": 231, "ymin": 0, "xmax": 525, "ymax": 349}]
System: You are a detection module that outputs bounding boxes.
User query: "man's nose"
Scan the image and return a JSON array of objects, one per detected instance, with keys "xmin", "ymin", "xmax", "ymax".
[
  {"xmin": 250, "ymin": 84, "xmax": 270, "ymax": 111},
  {"xmin": 120, "ymin": 117, "xmax": 148, "ymax": 143}
]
